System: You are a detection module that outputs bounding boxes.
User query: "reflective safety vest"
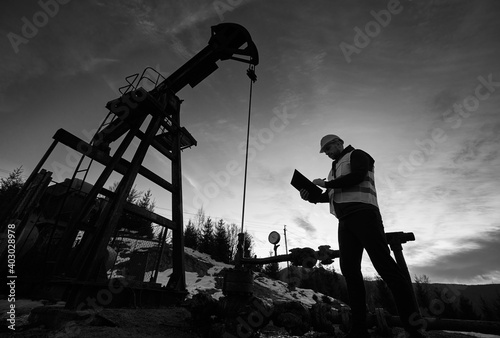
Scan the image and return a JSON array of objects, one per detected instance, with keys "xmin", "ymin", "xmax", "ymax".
[{"xmin": 327, "ymin": 150, "xmax": 378, "ymax": 216}]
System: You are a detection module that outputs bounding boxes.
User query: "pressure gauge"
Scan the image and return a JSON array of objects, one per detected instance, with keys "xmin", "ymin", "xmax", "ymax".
[{"xmin": 268, "ymin": 231, "xmax": 281, "ymax": 245}]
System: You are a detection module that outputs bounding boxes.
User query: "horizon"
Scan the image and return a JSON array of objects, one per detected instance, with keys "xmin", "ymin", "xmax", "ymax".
[{"xmin": 1, "ymin": 0, "xmax": 499, "ymax": 286}]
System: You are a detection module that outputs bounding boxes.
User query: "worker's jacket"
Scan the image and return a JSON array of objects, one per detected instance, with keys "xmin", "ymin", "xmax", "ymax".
[{"xmin": 327, "ymin": 149, "xmax": 378, "ymax": 216}]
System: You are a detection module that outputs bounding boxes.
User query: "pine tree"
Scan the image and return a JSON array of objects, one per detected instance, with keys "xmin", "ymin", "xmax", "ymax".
[
  {"xmin": 414, "ymin": 274, "xmax": 431, "ymax": 311},
  {"xmin": 109, "ymin": 183, "xmax": 155, "ymax": 239},
  {"xmin": 433, "ymin": 286, "xmax": 459, "ymax": 319},
  {"xmin": 109, "ymin": 181, "xmax": 141, "ymax": 204},
  {"xmin": 136, "ymin": 189, "xmax": 156, "ymax": 238},
  {"xmin": 184, "ymin": 220, "xmax": 200, "ymax": 249},
  {"xmin": 242, "ymin": 232, "xmax": 261, "ymax": 271},
  {"xmin": 479, "ymin": 296, "xmax": 496, "ymax": 321},
  {"xmin": 263, "ymin": 251, "xmax": 280, "ymax": 279},
  {"xmin": 242, "ymin": 231, "xmax": 254, "ymax": 258},
  {"xmin": 137, "ymin": 189, "xmax": 155, "ymax": 210},
  {"xmin": 213, "ymin": 219, "xmax": 231, "ymax": 263},
  {"xmin": 493, "ymin": 293, "xmax": 500, "ymax": 321},
  {"xmin": 457, "ymin": 295, "xmax": 479, "ymax": 320},
  {"xmin": 199, "ymin": 217, "xmax": 214, "ymax": 255},
  {"xmin": 0, "ymin": 167, "xmax": 24, "ymax": 212}
]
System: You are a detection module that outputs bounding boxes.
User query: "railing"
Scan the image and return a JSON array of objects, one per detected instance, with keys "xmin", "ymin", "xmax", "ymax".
[{"xmin": 118, "ymin": 67, "xmax": 167, "ymax": 94}]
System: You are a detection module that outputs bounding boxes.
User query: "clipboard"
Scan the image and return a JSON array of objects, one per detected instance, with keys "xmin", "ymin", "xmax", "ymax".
[{"xmin": 290, "ymin": 169, "xmax": 323, "ymax": 198}]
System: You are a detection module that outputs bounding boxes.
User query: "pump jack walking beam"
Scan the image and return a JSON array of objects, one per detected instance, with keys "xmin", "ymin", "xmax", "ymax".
[{"xmin": 92, "ymin": 23, "xmax": 259, "ymax": 150}]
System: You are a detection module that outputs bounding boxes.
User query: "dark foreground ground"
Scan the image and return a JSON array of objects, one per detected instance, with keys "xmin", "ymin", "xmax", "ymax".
[{"xmin": 1, "ymin": 305, "xmax": 492, "ymax": 338}]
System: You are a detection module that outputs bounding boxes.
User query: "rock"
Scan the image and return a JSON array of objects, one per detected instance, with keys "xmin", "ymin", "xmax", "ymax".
[
  {"xmin": 272, "ymin": 300, "xmax": 311, "ymax": 336},
  {"xmin": 28, "ymin": 305, "xmax": 93, "ymax": 330},
  {"xmin": 310, "ymin": 302, "xmax": 339, "ymax": 335},
  {"xmin": 208, "ymin": 322, "xmax": 226, "ymax": 338},
  {"xmin": 185, "ymin": 292, "xmax": 220, "ymax": 325},
  {"xmin": 185, "ymin": 252, "xmax": 214, "ymax": 277},
  {"xmin": 216, "ymin": 295, "xmax": 272, "ymax": 338}
]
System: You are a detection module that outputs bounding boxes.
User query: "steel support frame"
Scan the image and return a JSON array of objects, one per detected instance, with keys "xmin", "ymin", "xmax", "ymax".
[{"xmin": 60, "ymin": 91, "xmax": 187, "ymax": 308}]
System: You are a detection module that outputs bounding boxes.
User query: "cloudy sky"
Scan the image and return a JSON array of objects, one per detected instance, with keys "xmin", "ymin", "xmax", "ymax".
[{"xmin": 1, "ymin": 0, "xmax": 499, "ymax": 285}]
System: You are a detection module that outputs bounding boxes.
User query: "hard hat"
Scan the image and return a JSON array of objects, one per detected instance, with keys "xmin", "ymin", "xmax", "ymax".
[{"xmin": 320, "ymin": 134, "xmax": 342, "ymax": 153}]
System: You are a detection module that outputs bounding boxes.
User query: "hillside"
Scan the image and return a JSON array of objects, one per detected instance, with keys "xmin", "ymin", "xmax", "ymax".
[
  {"xmin": 430, "ymin": 283, "xmax": 500, "ymax": 318},
  {"xmin": 276, "ymin": 265, "xmax": 500, "ymax": 320}
]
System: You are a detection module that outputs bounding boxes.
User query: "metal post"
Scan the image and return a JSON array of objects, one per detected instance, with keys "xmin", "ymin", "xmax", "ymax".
[
  {"xmin": 273, "ymin": 244, "xmax": 279, "ymax": 257},
  {"xmin": 284, "ymin": 225, "xmax": 290, "ymax": 282},
  {"xmin": 152, "ymin": 227, "xmax": 168, "ymax": 284},
  {"xmin": 388, "ymin": 241, "xmax": 421, "ymax": 318}
]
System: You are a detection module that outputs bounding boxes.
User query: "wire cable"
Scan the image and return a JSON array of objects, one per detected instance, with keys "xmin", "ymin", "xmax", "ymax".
[{"xmin": 240, "ymin": 64, "xmax": 257, "ymax": 235}]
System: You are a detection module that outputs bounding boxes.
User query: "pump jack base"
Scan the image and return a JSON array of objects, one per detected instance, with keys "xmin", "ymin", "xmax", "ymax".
[{"xmin": 54, "ymin": 278, "xmax": 188, "ymax": 309}]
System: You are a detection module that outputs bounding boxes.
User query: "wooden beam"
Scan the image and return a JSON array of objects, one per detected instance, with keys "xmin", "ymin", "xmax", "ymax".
[
  {"xmin": 135, "ymin": 130, "xmax": 174, "ymax": 161},
  {"xmin": 78, "ymin": 114, "xmax": 163, "ymax": 282},
  {"xmin": 98, "ymin": 188, "xmax": 176, "ymax": 230},
  {"xmin": 123, "ymin": 203, "xmax": 176, "ymax": 230},
  {"xmin": 53, "ymin": 129, "xmax": 173, "ymax": 192}
]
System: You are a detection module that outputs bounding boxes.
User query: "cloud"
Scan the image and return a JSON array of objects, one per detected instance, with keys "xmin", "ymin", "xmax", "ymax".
[
  {"xmin": 376, "ymin": 118, "xmax": 500, "ymax": 281},
  {"xmin": 122, "ymin": 0, "xmax": 238, "ymax": 59},
  {"xmin": 1, "ymin": 3, "xmax": 132, "ymax": 88},
  {"xmin": 451, "ymin": 124, "xmax": 500, "ymax": 165},
  {"xmin": 162, "ymin": 4, "xmax": 214, "ymax": 36},
  {"xmin": 428, "ymin": 89, "xmax": 462, "ymax": 116},
  {"xmin": 85, "ymin": 57, "xmax": 120, "ymax": 72},
  {"xmin": 293, "ymin": 215, "xmax": 316, "ymax": 235},
  {"xmin": 412, "ymin": 228, "xmax": 500, "ymax": 283}
]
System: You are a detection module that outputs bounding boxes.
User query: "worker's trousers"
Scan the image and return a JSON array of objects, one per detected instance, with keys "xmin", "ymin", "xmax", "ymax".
[{"xmin": 338, "ymin": 208, "xmax": 422, "ymax": 331}]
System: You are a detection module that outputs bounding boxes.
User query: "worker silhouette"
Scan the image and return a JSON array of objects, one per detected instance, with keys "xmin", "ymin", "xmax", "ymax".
[{"xmin": 300, "ymin": 134, "xmax": 427, "ymax": 338}]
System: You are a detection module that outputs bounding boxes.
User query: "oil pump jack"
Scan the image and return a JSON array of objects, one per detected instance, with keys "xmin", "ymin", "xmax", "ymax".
[{"xmin": 0, "ymin": 23, "xmax": 258, "ymax": 308}]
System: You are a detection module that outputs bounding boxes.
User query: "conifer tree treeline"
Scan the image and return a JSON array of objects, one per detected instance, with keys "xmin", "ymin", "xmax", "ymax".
[
  {"xmin": 183, "ymin": 208, "xmax": 254, "ymax": 264},
  {"xmin": 0, "ymin": 167, "xmax": 24, "ymax": 215},
  {"xmin": 109, "ymin": 182, "xmax": 157, "ymax": 239},
  {"xmin": 369, "ymin": 274, "xmax": 499, "ymax": 321}
]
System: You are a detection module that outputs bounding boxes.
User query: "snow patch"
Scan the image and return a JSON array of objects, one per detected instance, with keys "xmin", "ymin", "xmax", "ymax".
[{"xmin": 155, "ymin": 247, "xmax": 343, "ymax": 307}]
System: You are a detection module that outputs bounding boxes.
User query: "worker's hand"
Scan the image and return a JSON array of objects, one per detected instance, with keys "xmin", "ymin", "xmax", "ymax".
[
  {"xmin": 312, "ymin": 178, "xmax": 326, "ymax": 188},
  {"xmin": 300, "ymin": 189, "xmax": 309, "ymax": 201}
]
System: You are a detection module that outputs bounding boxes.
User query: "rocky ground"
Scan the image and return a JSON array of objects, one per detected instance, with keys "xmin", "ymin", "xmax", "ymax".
[
  {"xmin": 0, "ymin": 300, "xmax": 492, "ymax": 338},
  {"xmin": 2, "ymin": 250, "xmax": 498, "ymax": 338}
]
